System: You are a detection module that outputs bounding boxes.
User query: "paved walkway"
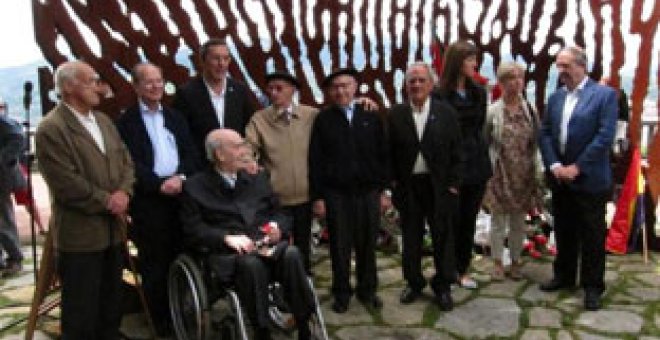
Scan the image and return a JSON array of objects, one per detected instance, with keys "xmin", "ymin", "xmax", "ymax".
[{"xmin": 0, "ymin": 175, "xmax": 658, "ymax": 339}]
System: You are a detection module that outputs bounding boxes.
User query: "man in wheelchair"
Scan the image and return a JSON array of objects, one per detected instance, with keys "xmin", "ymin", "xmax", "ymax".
[{"xmin": 180, "ymin": 128, "xmax": 315, "ymax": 340}]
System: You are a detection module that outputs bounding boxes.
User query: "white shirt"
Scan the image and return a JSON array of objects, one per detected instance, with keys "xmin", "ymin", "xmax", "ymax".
[
  {"xmin": 218, "ymin": 170, "xmax": 237, "ymax": 188},
  {"xmin": 559, "ymin": 76, "xmax": 588, "ymax": 154},
  {"xmin": 205, "ymin": 79, "xmax": 227, "ymax": 127},
  {"xmin": 140, "ymin": 101, "xmax": 180, "ymax": 177},
  {"xmin": 279, "ymin": 103, "xmax": 295, "ymax": 122},
  {"xmin": 343, "ymin": 101, "xmax": 356, "ymax": 124},
  {"xmin": 411, "ymin": 98, "xmax": 430, "ymax": 174},
  {"xmin": 67, "ymin": 104, "xmax": 105, "ymax": 154}
]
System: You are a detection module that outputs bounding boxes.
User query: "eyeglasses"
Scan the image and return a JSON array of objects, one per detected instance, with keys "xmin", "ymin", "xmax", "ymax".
[
  {"xmin": 79, "ymin": 75, "xmax": 101, "ymax": 87},
  {"xmin": 141, "ymin": 79, "xmax": 164, "ymax": 89}
]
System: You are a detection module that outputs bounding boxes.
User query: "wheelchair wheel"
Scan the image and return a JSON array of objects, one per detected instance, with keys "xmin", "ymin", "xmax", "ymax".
[
  {"xmin": 169, "ymin": 254, "xmax": 211, "ymax": 340},
  {"xmin": 308, "ymin": 311, "xmax": 328, "ymax": 340},
  {"xmin": 307, "ymin": 277, "xmax": 329, "ymax": 340}
]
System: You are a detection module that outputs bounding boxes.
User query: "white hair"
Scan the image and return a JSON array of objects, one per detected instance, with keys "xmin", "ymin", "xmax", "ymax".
[
  {"xmin": 53, "ymin": 61, "xmax": 82, "ymax": 95},
  {"xmin": 205, "ymin": 132, "xmax": 223, "ymax": 164},
  {"xmin": 561, "ymin": 46, "xmax": 588, "ymax": 67},
  {"xmin": 405, "ymin": 61, "xmax": 438, "ymax": 84}
]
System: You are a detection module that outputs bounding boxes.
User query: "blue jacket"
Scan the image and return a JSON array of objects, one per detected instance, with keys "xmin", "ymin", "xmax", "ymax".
[{"xmin": 539, "ymin": 78, "xmax": 617, "ymax": 193}]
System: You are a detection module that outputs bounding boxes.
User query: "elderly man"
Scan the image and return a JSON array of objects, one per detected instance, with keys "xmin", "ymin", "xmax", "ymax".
[
  {"xmin": 388, "ymin": 62, "xmax": 461, "ymax": 310},
  {"xmin": 174, "ymin": 38, "xmax": 255, "ymax": 161},
  {"xmin": 36, "ymin": 61, "xmax": 135, "ymax": 339},
  {"xmin": 0, "ymin": 97, "xmax": 26, "ymax": 277},
  {"xmin": 116, "ymin": 62, "xmax": 200, "ymax": 336},
  {"xmin": 245, "ymin": 71, "xmax": 318, "ymax": 273},
  {"xmin": 539, "ymin": 46, "xmax": 617, "ymax": 310},
  {"xmin": 309, "ymin": 68, "xmax": 389, "ymax": 313},
  {"xmin": 180, "ymin": 128, "xmax": 314, "ymax": 340}
]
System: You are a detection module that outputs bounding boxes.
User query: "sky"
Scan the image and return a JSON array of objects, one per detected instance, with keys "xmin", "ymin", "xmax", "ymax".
[{"xmin": 0, "ymin": 0, "xmax": 44, "ymax": 68}]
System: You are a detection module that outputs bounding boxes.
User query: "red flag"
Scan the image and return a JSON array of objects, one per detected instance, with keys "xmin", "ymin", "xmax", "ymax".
[
  {"xmin": 431, "ymin": 38, "xmax": 445, "ymax": 78},
  {"xmin": 606, "ymin": 147, "xmax": 643, "ymax": 254}
]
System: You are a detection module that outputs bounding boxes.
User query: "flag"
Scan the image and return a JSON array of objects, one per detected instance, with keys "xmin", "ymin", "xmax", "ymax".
[
  {"xmin": 606, "ymin": 147, "xmax": 643, "ymax": 254},
  {"xmin": 626, "ymin": 166, "xmax": 646, "ymax": 252},
  {"xmin": 431, "ymin": 37, "xmax": 445, "ymax": 78}
]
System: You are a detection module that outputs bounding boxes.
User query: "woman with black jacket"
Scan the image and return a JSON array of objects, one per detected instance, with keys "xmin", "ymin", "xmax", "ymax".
[{"xmin": 434, "ymin": 40, "xmax": 492, "ymax": 289}]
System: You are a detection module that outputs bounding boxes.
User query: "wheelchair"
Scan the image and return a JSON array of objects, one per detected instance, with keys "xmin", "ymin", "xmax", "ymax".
[{"xmin": 168, "ymin": 251, "xmax": 328, "ymax": 340}]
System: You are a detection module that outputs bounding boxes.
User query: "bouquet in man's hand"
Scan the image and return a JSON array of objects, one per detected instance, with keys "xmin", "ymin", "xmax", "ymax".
[{"xmin": 255, "ymin": 222, "xmax": 287, "ymax": 258}]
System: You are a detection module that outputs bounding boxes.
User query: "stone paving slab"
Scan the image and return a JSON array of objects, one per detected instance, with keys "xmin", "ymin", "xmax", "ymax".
[
  {"xmin": 557, "ymin": 330, "xmax": 574, "ymax": 340},
  {"xmin": 520, "ymin": 329, "xmax": 552, "ymax": 340},
  {"xmin": 379, "ymin": 288, "xmax": 428, "ymax": 326},
  {"xmin": 334, "ymin": 326, "xmax": 453, "ymax": 340},
  {"xmin": 607, "ymin": 304, "xmax": 646, "ymax": 313},
  {"xmin": 479, "ymin": 279, "xmax": 526, "ymax": 298},
  {"xmin": 576, "ymin": 310, "xmax": 644, "ymax": 333},
  {"xmin": 0, "ymin": 286, "xmax": 34, "ymax": 305},
  {"xmin": 435, "ymin": 297, "xmax": 520, "ymax": 338},
  {"xmin": 529, "ymin": 306, "xmax": 562, "ymax": 328},
  {"xmin": 636, "ymin": 272, "xmax": 660, "ymax": 286},
  {"xmin": 574, "ymin": 330, "xmax": 623, "ymax": 340},
  {"xmin": 626, "ymin": 287, "xmax": 660, "ymax": 301}
]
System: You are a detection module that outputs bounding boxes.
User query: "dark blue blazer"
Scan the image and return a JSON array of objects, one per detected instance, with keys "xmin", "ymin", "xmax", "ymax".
[
  {"xmin": 116, "ymin": 104, "xmax": 201, "ymax": 196},
  {"xmin": 539, "ymin": 78, "xmax": 617, "ymax": 193}
]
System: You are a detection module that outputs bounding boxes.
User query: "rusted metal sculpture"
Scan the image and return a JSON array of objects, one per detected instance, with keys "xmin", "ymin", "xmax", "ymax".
[{"xmin": 32, "ymin": 0, "xmax": 659, "ymax": 197}]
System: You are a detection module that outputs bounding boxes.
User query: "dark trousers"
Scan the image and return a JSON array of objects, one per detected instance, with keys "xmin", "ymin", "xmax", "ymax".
[
  {"xmin": 283, "ymin": 202, "xmax": 312, "ymax": 273},
  {"xmin": 325, "ymin": 190, "xmax": 379, "ymax": 303},
  {"xmin": 400, "ymin": 175, "xmax": 456, "ymax": 293},
  {"xmin": 455, "ymin": 182, "xmax": 486, "ymax": 276},
  {"xmin": 233, "ymin": 246, "xmax": 314, "ymax": 328},
  {"xmin": 131, "ymin": 197, "xmax": 183, "ymax": 334},
  {"xmin": 134, "ymin": 229, "xmax": 180, "ymax": 333},
  {"xmin": 552, "ymin": 187, "xmax": 609, "ymax": 291},
  {"xmin": 0, "ymin": 192, "xmax": 23, "ymax": 263},
  {"xmin": 59, "ymin": 245, "xmax": 123, "ymax": 340}
]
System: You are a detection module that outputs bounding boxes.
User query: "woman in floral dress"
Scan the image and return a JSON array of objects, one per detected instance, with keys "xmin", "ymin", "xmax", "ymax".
[{"xmin": 483, "ymin": 61, "xmax": 542, "ymax": 280}]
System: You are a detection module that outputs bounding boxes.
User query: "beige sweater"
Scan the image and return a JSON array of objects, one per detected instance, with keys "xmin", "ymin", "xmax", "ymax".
[{"xmin": 246, "ymin": 104, "xmax": 318, "ymax": 206}]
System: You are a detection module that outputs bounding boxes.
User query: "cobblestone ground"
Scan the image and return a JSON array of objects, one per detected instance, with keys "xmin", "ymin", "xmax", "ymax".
[{"xmin": 0, "ymin": 243, "xmax": 658, "ymax": 339}]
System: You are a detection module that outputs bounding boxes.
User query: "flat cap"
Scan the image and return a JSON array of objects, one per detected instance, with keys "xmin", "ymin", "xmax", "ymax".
[
  {"xmin": 322, "ymin": 67, "xmax": 359, "ymax": 88},
  {"xmin": 265, "ymin": 71, "xmax": 300, "ymax": 88}
]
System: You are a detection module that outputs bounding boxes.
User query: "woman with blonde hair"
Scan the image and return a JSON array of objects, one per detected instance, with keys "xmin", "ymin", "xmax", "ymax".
[{"xmin": 483, "ymin": 61, "xmax": 542, "ymax": 280}]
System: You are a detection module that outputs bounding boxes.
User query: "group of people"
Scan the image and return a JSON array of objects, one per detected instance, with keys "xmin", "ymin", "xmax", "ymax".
[{"xmin": 32, "ymin": 36, "xmax": 617, "ymax": 340}]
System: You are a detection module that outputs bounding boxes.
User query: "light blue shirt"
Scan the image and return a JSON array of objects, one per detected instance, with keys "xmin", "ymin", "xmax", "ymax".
[
  {"xmin": 140, "ymin": 101, "xmax": 180, "ymax": 177},
  {"xmin": 343, "ymin": 101, "xmax": 356, "ymax": 124}
]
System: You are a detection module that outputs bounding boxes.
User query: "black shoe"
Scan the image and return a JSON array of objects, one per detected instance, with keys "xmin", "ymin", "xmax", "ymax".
[
  {"xmin": 435, "ymin": 291, "xmax": 453, "ymax": 311},
  {"xmin": 297, "ymin": 320, "xmax": 311, "ymax": 340},
  {"xmin": 400, "ymin": 286, "xmax": 421, "ymax": 304},
  {"xmin": 358, "ymin": 295, "xmax": 383, "ymax": 310},
  {"xmin": 332, "ymin": 299, "xmax": 348, "ymax": 314},
  {"xmin": 584, "ymin": 290, "xmax": 602, "ymax": 311},
  {"xmin": 539, "ymin": 278, "xmax": 574, "ymax": 292}
]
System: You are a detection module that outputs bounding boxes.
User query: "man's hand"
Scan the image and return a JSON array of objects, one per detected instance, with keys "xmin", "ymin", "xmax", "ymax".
[
  {"xmin": 312, "ymin": 199, "xmax": 326, "ymax": 218},
  {"xmin": 224, "ymin": 235, "xmax": 255, "ymax": 254},
  {"xmin": 563, "ymin": 164, "xmax": 580, "ymax": 181},
  {"xmin": 356, "ymin": 97, "xmax": 380, "ymax": 111},
  {"xmin": 107, "ymin": 190, "xmax": 129, "ymax": 216},
  {"xmin": 448, "ymin": 187, "xmax": 459, "ymax": 195},
  {"xmin": 160, "ymin": 175, "xmax": 183, "ymax": 195},
  {"xmin": 551, "ymin": 164, "xmax": 580, "ymax": 183},
  {"xmin": 551, "ymin": 166, "xmax": 565, "ymax": 181}
]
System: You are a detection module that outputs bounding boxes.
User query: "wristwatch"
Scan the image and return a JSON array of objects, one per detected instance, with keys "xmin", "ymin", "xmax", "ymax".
[{"xmin": 179, "ymin": 174, "xmax": 186, "ymax": 182}]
